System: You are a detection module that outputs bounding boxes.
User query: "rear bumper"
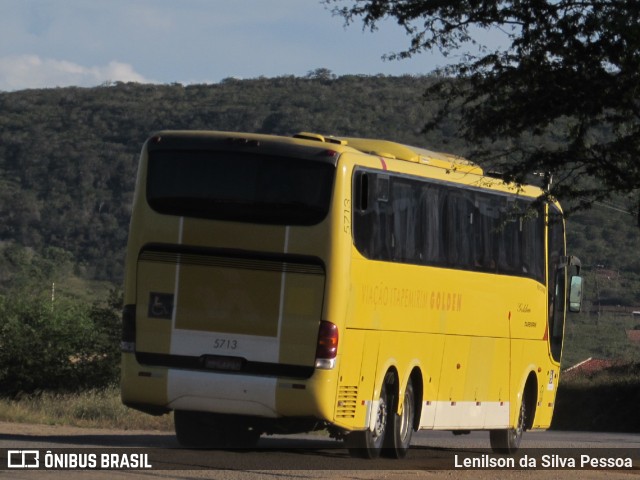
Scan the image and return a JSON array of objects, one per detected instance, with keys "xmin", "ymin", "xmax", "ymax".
[{"xmin": 121, "ymin": 352, "xmax": 338, "ymax": 421}]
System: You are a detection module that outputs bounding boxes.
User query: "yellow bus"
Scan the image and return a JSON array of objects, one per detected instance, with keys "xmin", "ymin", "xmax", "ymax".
[{"xmin": 121, "ymin": 130, "xmax": 583, "ymax": 458}]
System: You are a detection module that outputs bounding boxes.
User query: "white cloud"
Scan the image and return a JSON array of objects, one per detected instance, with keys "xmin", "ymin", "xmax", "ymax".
[
  {"xmin": 0, "ymin": 54, "xmax": 151, "ymax": 91},
  {"xmin": 0, "ymin": 1, "xmax": 447, "ymax": 90}
]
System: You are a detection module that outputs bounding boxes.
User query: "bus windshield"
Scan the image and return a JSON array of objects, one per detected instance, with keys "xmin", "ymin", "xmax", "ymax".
[{"xmin": 147, "ymin": 150, "xmax": 335, "ymax": 225}]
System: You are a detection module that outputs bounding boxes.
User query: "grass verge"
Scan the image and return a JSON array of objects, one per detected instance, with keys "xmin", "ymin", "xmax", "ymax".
[{"xmin": 0, "ymin": 386, "xmax": 173, "ymax": 431}]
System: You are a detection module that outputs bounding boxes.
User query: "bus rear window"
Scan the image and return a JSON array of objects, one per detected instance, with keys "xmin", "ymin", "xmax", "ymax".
[{"xmin": 147, "ymin": 150, "xmax": 335, "ymax": 225}]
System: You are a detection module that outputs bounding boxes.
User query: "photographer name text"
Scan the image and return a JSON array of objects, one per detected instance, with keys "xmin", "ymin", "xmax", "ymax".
[{"xmin": 455, "ymin": 454, "xmax": 633, "ymax": 469}]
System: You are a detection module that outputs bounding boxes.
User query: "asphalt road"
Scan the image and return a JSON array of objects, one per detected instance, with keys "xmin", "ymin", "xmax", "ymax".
[{"xmin": 0, "ymin": 422, "xmax": 638, "ymax": 479}]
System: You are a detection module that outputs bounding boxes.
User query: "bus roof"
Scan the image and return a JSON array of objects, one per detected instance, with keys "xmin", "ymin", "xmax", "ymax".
[
  {"xmin": 293, "ymin": 132, "xmax": 482, "ymax": 175},
  {"xmin": 291, "ymin": 132, "xmax": 548, "ymax": 201}
]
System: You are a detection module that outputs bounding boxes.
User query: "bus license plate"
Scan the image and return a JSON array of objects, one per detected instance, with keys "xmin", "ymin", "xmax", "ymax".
[{"xmin": 203, "ymin": 356, "xmax": 243, "ymax": 371}]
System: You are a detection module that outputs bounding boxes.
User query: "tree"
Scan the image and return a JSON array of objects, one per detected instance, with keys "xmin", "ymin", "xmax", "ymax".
[{"xmin": 326, "ymin": 0, "xmax": 640, "ymax": 222}]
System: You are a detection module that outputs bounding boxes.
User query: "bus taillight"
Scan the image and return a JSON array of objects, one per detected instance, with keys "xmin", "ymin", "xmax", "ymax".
[{"xmin": 315, "ymin": 320, "xmax": 338, "ymax": 369}]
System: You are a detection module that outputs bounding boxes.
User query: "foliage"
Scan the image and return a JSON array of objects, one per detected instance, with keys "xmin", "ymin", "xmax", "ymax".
[
  {"xmin": 326, "ymin": 0, "xmax": 640, "ymax": 221},
  {"xmin": 0, "ymin": 243, "xmax": 74, "ymax": 293},
  {"xmin": 0, "ymin": 290, "xmax": 121, "ymax": 396},
  {"xmin": 0, "ymin": 76, "xmax": 446, "ymax": 284},
  {"xmin": 563, "ymin": 311, "xmax": 639, "ymax": 368}
]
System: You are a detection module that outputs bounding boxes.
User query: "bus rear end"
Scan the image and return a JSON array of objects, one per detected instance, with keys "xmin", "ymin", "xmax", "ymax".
[{"xmin": 120, "ymin": 131, "xmax": 343, "ymax": 446}]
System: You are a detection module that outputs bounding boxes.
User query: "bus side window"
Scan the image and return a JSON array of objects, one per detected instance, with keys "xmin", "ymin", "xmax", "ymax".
[
  {"xmin": 420, "ymin": 183, "xmax": 445, "ymax": 265},
  {"xmin": 352, "ymin": 169, "xmax": 546, "ymax": 285},
  {"xmin": 443, "ymin": 190, "xmax": 475, "ymax": 268},
  {"xmin": 473, "ymin": 194, "xmax": 496, "ymax": 271},
  {"xmin": 521, "ymin": 205, "xmax": 545, "ymax": 281},
  {"xmin": 353, "ymin": 170, "xmax": 374, "ymax": 257},
  {"xmin": 353, "ymin": 170, "xmax": 393, "ymax": 261},
  {"xmin": 391, "ymin": 179, "xmax": 420, "ymax": 262},
  {"xmin": 547, "ymin": 207, "xmax": 566, "ymax": 362},
  {"xmin": 354, "ymin": 171, "xmax": 369, "ymax": 212}
]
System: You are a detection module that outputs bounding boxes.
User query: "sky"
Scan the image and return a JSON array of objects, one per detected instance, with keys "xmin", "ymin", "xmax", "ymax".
[{"xmin": 0, "ymin": 0, "xmax": 460, "ymax": 92}]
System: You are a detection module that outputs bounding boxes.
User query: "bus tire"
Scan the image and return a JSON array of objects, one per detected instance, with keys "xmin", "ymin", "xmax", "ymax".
[
  {"xmin": 175, "ymin": 411, "xmax": 260, "ymax": 449},
  {"xmin": 489, "ymin": 396, "xmax": 527, "ymax": 454},
  {"xmin": 383, "ymin": 379, "xmax": 415, "ymax": 459},
  {"xmin": 174, "ymin": 410, "xmax": 222, "ymax": 448},
  {"xmin": 347, "ymin": 376, "xmax": 391, "ymax": 459},
  {"xmin": 224, "ymin": 425, "xmax": 261, "ymax": 449}
]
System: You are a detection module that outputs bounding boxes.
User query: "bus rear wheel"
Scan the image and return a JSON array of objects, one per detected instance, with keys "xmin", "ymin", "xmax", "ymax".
[
  {"xmin": 174, "ymin": 410, "xmax": 261, "ymax": 449},
  {"xmin": 383, "ymin": 379, "xmax": 415, "ymax": 459},
  {"xmin": 347, "ymin": 378, "xmax": 391, "ymax": 459},
  {"xmin": 175, "ymin": 410, "xmax": 219, "ymax": 448},
  {"xmin": 490, "ymin": 397, "xmax": 526, "ymax": 454}
]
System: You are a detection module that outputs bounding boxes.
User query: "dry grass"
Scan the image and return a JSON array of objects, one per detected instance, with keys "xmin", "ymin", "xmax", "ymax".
[{"xmin": 0, "ymin": 386, "xmax": 173, "ymax": 431}]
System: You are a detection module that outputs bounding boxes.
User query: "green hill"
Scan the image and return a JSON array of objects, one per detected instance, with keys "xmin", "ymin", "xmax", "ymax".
[{"xmin": 0, "ymin": 74, "xmax": 450, "ymax": 285}]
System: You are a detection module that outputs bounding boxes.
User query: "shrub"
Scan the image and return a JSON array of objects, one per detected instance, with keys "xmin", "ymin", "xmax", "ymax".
[{"xmin": 0, "ymin": 291, "xmax": 121, "ymax": 396}]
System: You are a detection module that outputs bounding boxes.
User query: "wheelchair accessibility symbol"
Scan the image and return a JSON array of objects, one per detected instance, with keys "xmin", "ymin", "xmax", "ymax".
[{"xmin": 148, "ymin": 292, "xmax": 174, "ymax": 319}]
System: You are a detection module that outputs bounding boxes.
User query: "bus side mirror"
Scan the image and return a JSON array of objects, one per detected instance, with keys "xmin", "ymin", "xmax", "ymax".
[{"xmin": 568, "ymin": 275, "xmax": 583, "ymax": 313}]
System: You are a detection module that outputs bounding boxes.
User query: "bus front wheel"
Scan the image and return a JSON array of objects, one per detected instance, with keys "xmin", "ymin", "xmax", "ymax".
[{"xmin": 489, "ymin": 397, "xmax": 526, "ymax": 454}]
